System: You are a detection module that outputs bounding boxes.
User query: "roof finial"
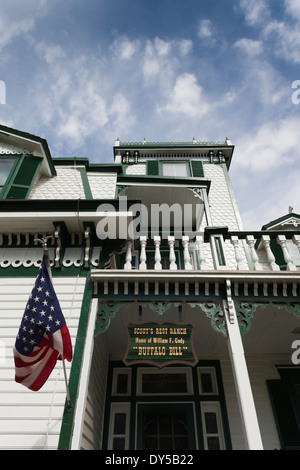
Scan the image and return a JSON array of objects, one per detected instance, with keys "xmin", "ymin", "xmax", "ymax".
[{"xmin": 289, "ymin": 205, "xmax": 294, "ymax": 213}]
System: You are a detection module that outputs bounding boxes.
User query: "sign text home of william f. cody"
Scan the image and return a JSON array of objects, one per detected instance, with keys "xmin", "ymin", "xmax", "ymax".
[{"xmin": 124, "ymin": 322, "xmax": 198, "ymax": 367}]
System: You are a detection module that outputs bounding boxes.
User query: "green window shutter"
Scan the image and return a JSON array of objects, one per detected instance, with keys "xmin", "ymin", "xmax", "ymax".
[
  {"xmin": 191, "ymin": 161, "xmax": 204, "ymax": 177},
  {"xmin": 5, "ymin": 155, "xmax": 42, "ymax": 199},
  {"xmin": 147, "ymin": 160, "xmax": 159, "ymax": 176},
  {"xmin": 267, "ymin": 379, "xmax": 300, "ymax": 449}
]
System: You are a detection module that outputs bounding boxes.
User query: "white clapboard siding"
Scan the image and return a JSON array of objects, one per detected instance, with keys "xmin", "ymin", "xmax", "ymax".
[{"xmin": 0, "ymin": 276, "xmax": 87, "ymax": 450}]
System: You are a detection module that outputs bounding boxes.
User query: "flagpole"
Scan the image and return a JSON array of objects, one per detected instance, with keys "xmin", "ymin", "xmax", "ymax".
[{"xmin": 35, "ymin": 236, "xmax": 72, "ymax": 411}]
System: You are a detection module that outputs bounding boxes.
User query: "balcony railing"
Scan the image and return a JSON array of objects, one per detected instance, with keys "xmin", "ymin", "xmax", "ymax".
[{"xmin": 122, "ymin": 229, "xmax": 300, "ymax": 272}]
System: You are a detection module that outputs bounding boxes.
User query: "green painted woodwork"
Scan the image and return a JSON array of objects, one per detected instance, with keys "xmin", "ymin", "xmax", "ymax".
[
  {"xmin": 57, "ymin": 273, "xmax": 93, "ymax": 450},
  {"xmin": 191, "ymin": 160, "xmax": 204, "ymax": 177},
  {"xmin": 235, "ymin": 302, "xmax": 267, "ymax": 336},
  {"xmin": 94, "ymin": 302, "xmax": 131, "ymax": 334},
  {"xmin": 77, "ymin": 167, "xmax": 93, "ymax": 199},
  {"xmin": 189, "ymin": 302, "xmax": 227, "ymax": 337},
  {"xmin": 0, "ymin": 154, "xmax": 42, "ymax": 200}
]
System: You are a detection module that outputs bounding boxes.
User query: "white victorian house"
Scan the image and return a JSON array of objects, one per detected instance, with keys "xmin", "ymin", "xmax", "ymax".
[{"xmin": 0, "ymin": 125, "xmax": 300, "ymax": 450}]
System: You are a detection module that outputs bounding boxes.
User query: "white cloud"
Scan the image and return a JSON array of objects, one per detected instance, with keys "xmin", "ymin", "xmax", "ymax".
[
  {"xmin": 284, "ymin": 0, "xmax": 300, "ymax": 21},
  {"xmin": 110, "ymin": 36, "xmax": 140, "ymax": 60},
  {"xmin": 239, "ymin": 0, "xmax": 270, "ymax": 26},
  {"xmin": 0, "ymin": 16, "xmax": 35, "ymax": 51},
  {"xmin": 35, "ymin": 41, "xmax": 65, "ymax": 65},
  {"xmin": 197, "ymin": 19, "xmax": 213, "ymax": 39},
  {"xmin": 154, "ymin": 37, "xmax": 171, "ymax": 57},
  {"xmin": 157, "ymin": 73, "xmax": 209, "ymax": 118},
  {"xmin": 178, "ymin": 39, "xmax": 193, "ymax": 57},
  {"xmin": 108, "ymin": 92, "xmax": 136, "ymax": 135},
  {"xmin": 235, "ymin": 117, "xmax": 300, "ymax": 172},
  {"xmin": 233, "ymin": 38, "xmax": 264, "ymax": 57},
  {"xmin": 263, "ymin": 20, "xmax": 300, "ymax": 64}
]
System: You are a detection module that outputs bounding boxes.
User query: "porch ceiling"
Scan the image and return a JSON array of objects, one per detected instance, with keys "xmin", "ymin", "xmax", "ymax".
[{"xmin": 98, "ymin": 301, "xmax": 300, "ymax": 360}]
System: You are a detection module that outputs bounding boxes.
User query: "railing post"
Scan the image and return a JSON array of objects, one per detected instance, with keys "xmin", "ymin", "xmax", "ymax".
[
  {"xmin": 182, "ymin": 236, "xmax": 193, "ymax": 270},
  {"xmin": 139, "ymin": 236, "xmax": 147, "ymax": 270},
  {"xmin": 168, "ymin": 236, "xmax": 177, "ymax": 270},
  {"xmin": 261, "ymin": 235, "xmax": 280, "ymax": 271},
  {"xmin": 195, "ymin": 235, "xmax": 207, "ymax": 270},
  {"xmin": 124, "ymin": 240, "xmax": 132, "ymax": 270},
  {"xmin": 293, "ymin": 235, "xmax": 300, "ymax": 257},
  {"xmin": 154, "ymin": 236, "xmax": 162, "ymax": 270},
  {"xmin": 246, "ymin": 235, "xmax": 263, "ymax": 270},
  {"xmin": 277, "ymin": 235, "xmax": 297, "ymax": 271},
  {"xmin": 231, "ymin": 236, "xmax": 248, "ymax": 270}
]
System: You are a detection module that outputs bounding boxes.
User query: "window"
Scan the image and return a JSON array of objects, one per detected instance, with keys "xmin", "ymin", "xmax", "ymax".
[
  {"xmin": 0, "ymin": 157, "xmax": 16, "ymax": 195},
  {"xmin": 112, "ymin": 368, "xmax": 131, "ymax": 395},
  {"xmin": 137, "ymin": 367, "xmax": 193, "ymax": 395},
  {"xmin": 200, "ymin": 402, "xmax": 225, "ymax": 450},
  {"xmin": 198, "ymin": 367, "xmax": 218, "ymax": 395},
  {"xmin": 147, "ymin": 160, "xmax": 203, "ymax": 178},
  {"xmin": 108, "ymin": 403, "xmax": 130, "ymax": 450},
  {"xmin": 0, "ymin": 154, "xmax": 42, "ymax": 199},
  {"xmin": 162, "ymin": 163, "xmax": 188, "ymax": 177},
  {"xmin": 267, "ymin": 368, "xmax": 300, "ymax": 449}
]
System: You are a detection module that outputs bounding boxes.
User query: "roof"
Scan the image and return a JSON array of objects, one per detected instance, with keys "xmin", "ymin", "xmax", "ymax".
[
  {"xmin": 262, "ymin": 212, "xmax": 300, "ymax": 230},
  {"xmin": 0, "ymin": 124, "xmax": 56, "ymax": 176}
]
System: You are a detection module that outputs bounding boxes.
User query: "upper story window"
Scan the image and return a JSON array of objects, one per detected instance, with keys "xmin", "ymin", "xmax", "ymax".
[
  {"xmin": 0, "ymin": 157, "xmax": 17, "ymax": 195},
  {"xmin": 147, "ymin": 160, "xmax": 203, "ymax": 178},
  {"xmin": 162, "ymin": 163, "xmax": 188, "ymax": 177},
  {"xmin": 0, "ymin": 154, "xmax": 42, "ymax": 199}
]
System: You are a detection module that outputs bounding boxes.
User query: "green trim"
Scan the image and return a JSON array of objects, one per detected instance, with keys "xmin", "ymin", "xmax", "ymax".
[
  {"xmin": 0, "ymin": 124, "xmax": 56, "ymax": 176},
  {"xmin": 117, "ymin": 174, "xmax": 210, "ymax": 190},
  {"xmin": 215, "ymin": 237, "xmax": 226, "ymax": 266},
  {"xmin": 77, "ymin": 168, "xmax": 93, "ymax": 199},
  {"xmin": 0, "ymin": 265, "xmax": 87, "ymax": 277},
  {"xmin": 53, "ymin": 157, "xmax": 123, "ymax": 174},
  {"xmin": 0, "ymin": 198, "xmax": 138, "ymax": 213},
  {"xmin": 57, "ymin": 272, "xmax": 93, "ymax": 450},
  {"xmin": 102, "ymin": 359, "xmax": 232, "ymax": 450},
  {"xmin": 0, "ymin": 154, "xmax": 43, "ymax": 200},
  {"xmin": 0, "ymin": 155, "xmax": 19, "ymax": 198}
]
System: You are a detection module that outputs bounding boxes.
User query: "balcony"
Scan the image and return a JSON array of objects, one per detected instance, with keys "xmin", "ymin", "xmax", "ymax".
[{"xmin": 121, "ymin": 228, "xmax": 300, "ymax": 272}]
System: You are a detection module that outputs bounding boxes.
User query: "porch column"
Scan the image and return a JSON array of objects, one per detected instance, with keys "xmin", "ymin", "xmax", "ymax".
[{"xmin": 223, "ymin": 291, "xmax": 263, "ymax": 450}]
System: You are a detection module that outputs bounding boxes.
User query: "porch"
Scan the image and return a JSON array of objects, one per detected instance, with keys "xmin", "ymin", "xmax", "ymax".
[{"xmin": 72, "ymin": 270, "xmax": 300, "ymax": 450}]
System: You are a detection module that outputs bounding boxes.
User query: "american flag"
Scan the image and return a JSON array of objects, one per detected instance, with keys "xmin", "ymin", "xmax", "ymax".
[{"xmin": 13, "ymin": 254, "xmax": 72, "ymax": 391}]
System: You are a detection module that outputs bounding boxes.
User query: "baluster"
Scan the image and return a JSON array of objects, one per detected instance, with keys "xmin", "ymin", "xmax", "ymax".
[
  {"xmin": 277, "ymin": 235, "xmax": 297, "ymax": 271},
  {"xmin": 153, "ymin": 236, "xmax": 162, "ymax": 270},
  {"xmin": 195, "ymin": 235, "xmax": 207, "ymax": 270},
  {"xmin": 168, "ymin": 236, "xmax": 177, "ymax": 270},
  {"xmin": 124, "ymin": 240, "xmax": 132, "ymax": 270},
  {"xmin": 230, "ymin": 236, "xmax": 248, "ymax": 270},
  {"xmin": 246, "ymin": 235, "xmax": 262, "ymax": 270},
  {"xmin": 182, "ymin": 236, "xmax": 193, "ymax": 270},
  {"xmin": 139, "ymin": 236, "xmax": 147, "ymax": 270},
  {"xmin": 292, "ymin": 235, "xmax": 300, "ymax": 259},
  {"xmin": 261, "ymin": 235, "xmax": 280, "ymax": 271}
]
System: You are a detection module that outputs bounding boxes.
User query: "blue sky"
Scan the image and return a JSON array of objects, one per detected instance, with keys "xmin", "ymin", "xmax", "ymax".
[{"xmin": 0, "ymin": 0, "xmax": 300, "ymax": 229}]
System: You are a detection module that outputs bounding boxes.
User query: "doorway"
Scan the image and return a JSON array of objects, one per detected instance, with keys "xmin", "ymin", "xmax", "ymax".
[{"xmin": 137, "ymin": 403, "xmax": 196, "ymax": 450}]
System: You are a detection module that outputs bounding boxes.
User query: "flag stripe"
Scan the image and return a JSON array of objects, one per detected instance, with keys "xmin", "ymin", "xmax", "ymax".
[{"xmin": 14, "ymin": 254, "xmax": 72, "ymax": 391}]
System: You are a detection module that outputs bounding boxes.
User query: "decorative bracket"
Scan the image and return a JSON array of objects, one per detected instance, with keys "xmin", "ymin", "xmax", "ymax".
[
  {"xmin": 187, "ymin": 187, "xmax": 203, "ymax": 202},
  {"xmin": 94, "ymin": 302, "xmax": 131, "ymax": 334},
  {"xmin": 189, "ymin": 302, "xmax": 227, "ymax": 337},
  {"xmin": 140, "ymin": 301, "xmax": 179, "ymax": 316},
  {"xmin": 235, "ymin": 302, "xmax": 267, "ymax": 336}
]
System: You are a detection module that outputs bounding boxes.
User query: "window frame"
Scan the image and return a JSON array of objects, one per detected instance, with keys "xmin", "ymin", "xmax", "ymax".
[
  {"xmin": 107, "ymin": 403, "xmax": 131, "ymax": 450},
  {"xmin": 147, "ymin": 160, "xmax": 204, "ymax": 178},
  {"xmin": 200, "ymin": 401, "xmax": 226, "ymax": 450},
  {"xmin": 0, "ymin": 153, "xmax": 43, "ymax": 200},
  {"xmin": 136, "ymin": 367, "xmax": 194, "ymax": 396},
  {"xmin": 0, "ymin": 155, "xmax": 19, "ymax": 198}
]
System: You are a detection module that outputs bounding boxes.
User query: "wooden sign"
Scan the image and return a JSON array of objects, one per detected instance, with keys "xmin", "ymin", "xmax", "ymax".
[{"xmin": 124, "ymin": 322, "xmax": 198, "ymax": 367}]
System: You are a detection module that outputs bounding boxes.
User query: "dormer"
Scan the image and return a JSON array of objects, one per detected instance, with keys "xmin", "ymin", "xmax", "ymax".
[
  {"xmin": 261, "ymin": 211, "xmax": 300, "ymax": 231},
  {"xmin": 0, "ymin": 124, "xmax": 55, "ymax": 199}
]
